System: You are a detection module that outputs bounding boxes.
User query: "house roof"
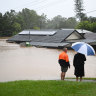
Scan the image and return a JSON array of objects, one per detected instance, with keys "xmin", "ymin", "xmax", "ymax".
[
  {"xmin": 65, "ymin": 39, "xmax": 96, "ymax": 44},
  {"xmin": 84, "ymin": 33, "xmax": 96, "ymax": 40},
  {"xmin": 19, "ymin": 30, "xmax": 57, "ymax": 36},
  {"xmin": 62, "ymin": 29, "xmax": 92, "ymax": 33},
  {"xmin": 76, "ymin": 29, "xmax": 92, "ymax": 33},
  {"xmin": 7, "ymin": 29, "xmax": 96, "ymax": 48},
  {"xmin": 8, "ymin": 34, "xmax": 47, "ymax": 42},
  {"xmin": 7, "ymin": 29, "xmax": 84, "ymax": 43},
  {"xmin": 30, "ymin": 42, "xmax": 69, "ymax": 48}
]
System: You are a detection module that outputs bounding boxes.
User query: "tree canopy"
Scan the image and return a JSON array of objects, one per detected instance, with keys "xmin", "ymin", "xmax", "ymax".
[
  {"xmin": 74, "ymin": 0, "xmax": 85, "ymax": 21},
  {"xmin": 76, "ymin": 17, "xmax": 96, "ymax": 32},
  {"xmin": 0, "ymin": 8, "xmax": 96, "ymax": 37},
  {"xmin": 0, "ymin": 8, "xmax": 78, "ymax": 37}
]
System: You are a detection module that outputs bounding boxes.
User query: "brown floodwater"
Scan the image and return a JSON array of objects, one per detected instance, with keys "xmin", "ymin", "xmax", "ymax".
[{"xmin": 0, "ymin": 39, "xmax": 96, "ymax": 82}]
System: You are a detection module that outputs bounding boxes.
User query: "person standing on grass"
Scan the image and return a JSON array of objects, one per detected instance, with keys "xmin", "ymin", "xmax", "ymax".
[
  {"xmin": 73, "ymin": 53, "xmax": 86, "ymax": 82},
  {"xmin": 58, "ymin": 48, "xmax": 70, "ymax": 80}
]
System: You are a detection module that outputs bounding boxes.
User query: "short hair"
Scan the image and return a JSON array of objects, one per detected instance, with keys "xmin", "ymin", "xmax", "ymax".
[{"xmin": 63, "ymin": 47, "xmax": 67, "ymax": 51}]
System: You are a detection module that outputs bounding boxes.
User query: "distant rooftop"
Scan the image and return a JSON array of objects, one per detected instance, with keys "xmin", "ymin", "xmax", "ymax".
[
  {"xmin": 8, "ymin": 29, "xmax": 84, "ymax": 43},
  {"xmin": 76, "ymin": 29, "xmax": 92, "ymax": 33},
  {"xmin": 19, "ymin": 30, "xmax": 57, "ymax": 36},
  {"xmin": 84, "ymin": 33, "xmax": 96, "ymax": 40},
  {"xmin": 7, "ymin": 29, "xmax": 96, "ymax": 48},
  {"xmin": 61, "ymin": 29, "xmax": 92, "ymax": 33}
]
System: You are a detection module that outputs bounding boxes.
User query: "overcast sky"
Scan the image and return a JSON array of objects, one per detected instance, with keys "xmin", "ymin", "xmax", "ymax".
[{"xmin": 0, "ymin": 0, "xmax": 96, "ymax": 19}]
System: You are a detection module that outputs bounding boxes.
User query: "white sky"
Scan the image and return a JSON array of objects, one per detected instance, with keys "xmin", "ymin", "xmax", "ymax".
[{"xmin": 0, "ymin": 0, "xmax": 96, "ymax": 19}]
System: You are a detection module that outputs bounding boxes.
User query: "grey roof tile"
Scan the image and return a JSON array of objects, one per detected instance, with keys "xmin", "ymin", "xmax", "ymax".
[
  {"xmin": 30, "ymin": 42, "xmax": 69, "ymax": 47},
  {"xmin": 65, "ymin": 39, "xmax": 96, "ymax": 43},
  {"xmin": 8, "ymin": 29, "xmax": 75, "ymax": 43},
  {"xmin": 84, "ymin": 33, "xmax": 96, "ymax": 40}
]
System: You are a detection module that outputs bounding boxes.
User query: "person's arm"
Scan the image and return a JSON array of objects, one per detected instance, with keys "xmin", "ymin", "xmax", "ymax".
[
  {"xmin": 68, "ymin": 62, "xmax": 70, "ymax": 68},
  {"xmin": 83, "ymin": 54, "xmax": 86, "ymax": 61},
  {"xmin": 66, "ymin": 55, "xmax": 70, "ymax": 68},
  {"xmin": 65, "ymin": 61, "xmax": 70, "ymax": 68},
  {"xmin": 84, "ymin": 55, "xmax": 86, "ymax": 61}
]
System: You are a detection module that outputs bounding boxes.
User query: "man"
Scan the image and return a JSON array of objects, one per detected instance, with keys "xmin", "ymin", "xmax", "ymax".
[{"xmin": 58, "ymin": 48, "xmax": 70, "ymax": 80}]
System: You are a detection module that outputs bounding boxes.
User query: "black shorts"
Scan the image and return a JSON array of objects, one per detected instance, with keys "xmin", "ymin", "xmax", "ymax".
[
  {"xmin": 58, "ymin": 60, "xmax": 68, "ymax": 72},
  {"xmin": 61, "ymin": 66, "xmax": 68, "ymax": 72}
]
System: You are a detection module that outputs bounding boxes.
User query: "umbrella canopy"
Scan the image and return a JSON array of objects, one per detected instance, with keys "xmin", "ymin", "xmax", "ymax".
[{"xmin": 71, "ymin": 42, "xmax": 95, "ymax": 56}]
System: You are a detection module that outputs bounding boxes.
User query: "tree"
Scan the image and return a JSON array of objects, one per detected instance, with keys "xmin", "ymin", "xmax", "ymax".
[
  {"xmin": 74, "ymin": 0, "xmax": 85, "ymax": 21},
  {"xmin": 0, "ymin": 8, "xmax": 79, "ymax": 37},
  {"xmin": 18, "ymin": 8, "xmax": 41, "ymax": 29},
  {"xmin": 12, "ymin": 22, "xmax": 21, "ymax": 35},
  {"xmin": 0, "ymin": 10, "xmax": 22, "ymax": 36},
  {"xmin": 0, "ymin": 8, "xmax": 48, "ymax": 37},
  {"xmin": 46, "ymin": 15, "xmax": 67, "ymax": 29},
  {"xmin": 2, "ymin": 10, "xmax": 17, "ymax": 36},
  {"xmin": 85, "ymin": 16, "xmax": 96, "ymax": 23},
  {"xmin": 0, "ymin": 13, "xmax": 3, "ymax": 31},
  {"xmin": 0, "ymin": 13, "xmax": 4, "ymax": 36},
  {"xmin": 76, "ymin": 21, "xmax": 91, "ymax": 30},
  {"xmin": 46, "ymin": 15, "xmax": 78, "ymax": 29},
  {"xmin": 38, "ymin": 13, "xmax": 47, "ymax": 29},
  {"xmin": 63, "ymin": 17, "xmax": 78, "ymax": 28},
  {"xmin": 76, "ymin": 21, "xmax": 96, "ymax": 33}
]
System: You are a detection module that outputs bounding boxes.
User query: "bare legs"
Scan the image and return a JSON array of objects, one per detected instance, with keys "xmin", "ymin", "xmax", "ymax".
[
  {"xmin": 61, "ymin": 72, "xmax": 66, "ymax": 80},
  {"xmin": 76, "ymin": 77, "xmax": 82, "ymax": 82},
  {"xmin": 80, "ymin": 77, "xmax": 82, "ymax": 81},
  {"xmin": 76, "ymin": 77, "xmax": 78, "ymax": 82}
]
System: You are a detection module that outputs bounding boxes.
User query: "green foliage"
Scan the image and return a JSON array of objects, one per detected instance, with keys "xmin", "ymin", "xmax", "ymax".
[
  {"xmin": 0, "ymin": 10, "xmax": 21, "ymax": 37},
  {"xmin": 0, "ymin": 9, "xmax": 78, "ymax": 37},
  {"xmin": 12, "ymin": 22, "xmax": 21, "ymax": 35},
  {"xmin": 76, "ymin": 20, "xmax": 96, "ymax": 32},
  {"xmin": 0, "ymin": 80, "xmax": 96, "ymax": 96},
  {"xmin": 18, "ymin": 8, "xmax": 38, "ymax": 29},
  {"xmin": 91, "ymin": 22, "xmax": 96, "ymax": 32},
  {"xmin": 85, "ymin": 16, "xmax": 96, "ymax": 23},
  {"xmin": 38, "ymin": 13, "xmax": 47, "ymax": 29},
  {"xmin": 33, "ymin": 26, "xmax": 40, "ymax": 30},
  {"xmin": 0, "ymin": 8, "xmax": 47, "ymax": 37},
  {"xmin": 46, "ymin": 15, "xmax": 78, "ymax": 29},
  {"xmin": 0, "ymin": 8, "xmax": 96, "ymax": 36}
]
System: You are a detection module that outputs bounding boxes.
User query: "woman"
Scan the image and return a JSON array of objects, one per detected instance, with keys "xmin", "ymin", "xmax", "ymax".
[{"xmin": 73, "ymin": 53, "xmax": 86, "ymax": 81}]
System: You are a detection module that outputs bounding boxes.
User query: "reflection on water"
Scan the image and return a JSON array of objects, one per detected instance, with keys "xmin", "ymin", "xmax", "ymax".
[{"xmin": 0, "ymin": 39, "xmax": 96, "ymax": 82}]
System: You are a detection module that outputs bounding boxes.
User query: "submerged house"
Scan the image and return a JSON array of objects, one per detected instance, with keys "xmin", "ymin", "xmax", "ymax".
[
  {"xmin": 84, "ymin": 32, "xmax": 96, "ymax": 49},
  {"xmin": 7, "ymin": 29, "xmax": 96, "ymax": 48}
]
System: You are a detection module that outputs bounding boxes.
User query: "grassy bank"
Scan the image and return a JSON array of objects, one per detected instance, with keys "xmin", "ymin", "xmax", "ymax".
[
  {"xmin": 66, "ymin": 77, "xmax": 96, "ymax": 80},
  {"xmin": 0, "ymin": 80, "xmax": 96, "ymax": 96}
]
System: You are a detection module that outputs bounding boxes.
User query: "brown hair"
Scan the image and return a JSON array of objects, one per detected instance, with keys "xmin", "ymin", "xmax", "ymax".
[{"xmin": 63, "ymin": 48, "xmax": 67, "ymax": 52}]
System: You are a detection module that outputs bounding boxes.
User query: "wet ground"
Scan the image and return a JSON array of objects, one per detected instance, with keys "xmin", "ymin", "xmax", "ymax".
[{"xmin": 0, "ymin": 39, "xmax": 96, "ymax": 82}]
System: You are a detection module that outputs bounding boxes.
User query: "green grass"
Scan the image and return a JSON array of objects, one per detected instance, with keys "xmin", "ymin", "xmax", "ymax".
[
  {"xmin": 0, "ymin": 80, "xmax": 96, "ymax": 96},
  {"xmin": 66, "ymin": 77, "xmax": 96, "ymax": 80}
]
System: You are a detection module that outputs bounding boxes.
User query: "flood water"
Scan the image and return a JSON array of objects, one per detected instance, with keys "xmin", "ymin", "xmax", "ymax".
[{"xmin": 0, "ymin": 39, "xmax": 96, "ymax": 82}]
